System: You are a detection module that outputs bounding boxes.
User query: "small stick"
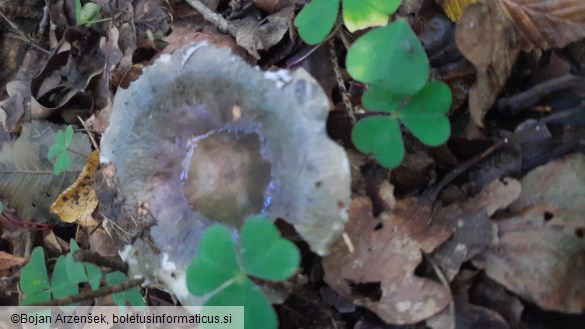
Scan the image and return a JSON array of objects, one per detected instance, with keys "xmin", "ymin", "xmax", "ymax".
[
  {"xmin": 73, "ymin": 250, "xmax": 129, "ymax": 274},
  {"xmin": 496, "ymin": 74, "xmax": 585, "ymax": 113},
  {"xmin": 30, "ymin": 278, "xmax": 144, "ymax": 306}
]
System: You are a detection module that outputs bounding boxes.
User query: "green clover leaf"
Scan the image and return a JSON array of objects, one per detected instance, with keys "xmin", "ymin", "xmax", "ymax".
[
  {"xmin": 48, "ymin": 125, "xmax": 74, "ymax": 175},
  {"xmin": 66, "ymin": 240, "xmax": 102, "ymax": 291},
  {"xmin": 347, "ymin": 19, "xmax": 430, "ymax": 96},
  {"xmin": 241, "ymin": 217, "xmax": 300, "ymax": 281},
  {"xmin": 105, "ymin": 271, "xmax": 145, "ymax": 307},
  {"xmin": 51, "ymin": 256, "xmax": 79, "ymax": 300},
  {"xmin": 342, "ymin": 0, "xmax": 401, "ymax": 32},
  {"xmin": 352, "ymin": 116, "xmax": 404, "ymax": 168},
  {"xmin": 294, "ymin": 0, "xmax": 339, "ymax": 45},
  {"xmin": 398, "ymin": 81, "xmax": 452, "ymax": 146},
  {"xmin": 187, "ymin": 217, "xmax": 300, "ymax": 329},
  {"xmin": 20, "ymin": 247, "xmax": 51, "ymax": 305},
  {"xmin": 352, "ymin": 80, "xmax": 452, "ymax": 168}
]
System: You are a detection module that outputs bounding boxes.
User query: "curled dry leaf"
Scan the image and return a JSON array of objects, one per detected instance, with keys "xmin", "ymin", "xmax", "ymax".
[
  {"xmin": 323, "ymin": 198, "xmax": 452, "ymax": 324},
  {"xmin": 431, "ymin": 178, "xmax": 521, "ymax": 280},
  {"xmin": 50, "ymin": 150, "xmax": 99, "ymax": 228},
  {"xmin": 0, "ymin": 251, "xmax": 27, "ymax": 274},
  {"xmin": 456, "ymin": 0, "xmax": 585, "ymax": 126},
  {"xmin": 455, "ymin": 2, "xmax": 520, "ymax": 127},
  {"xmin": 473, "ymin": 153, "xmax": 585, "ymax": 313}
]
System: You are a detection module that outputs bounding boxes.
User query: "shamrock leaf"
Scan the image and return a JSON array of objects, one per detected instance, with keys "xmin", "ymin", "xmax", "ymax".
[
  {"xmin": 105, "ymin": 271, "xmax": 145, "ymax": 307},
  {"xmin": 20, "ymin": 247, "xmax": 51, "ymax": 305},
  {"xmin": 352, "ymin": 81, "xmax": 452, "ymax": 168},
  {"xmin": 51, "ymin": 256, "xmax": 79, "ymax": 300},
  {"xmin": 205, "ymin": 277, "xmax": 277, "ymax": 329},
  {"xmin": 294, "ymin": 0, "xmax": 339, "ymax": 45},
  {"xmin": 66, "ymin": 240, "xmax": 102, "ymax": 291},
  {"xmin": 398, "ymin": 81, "xmax": 452, "ymax": 146},
  {"xmin": 347, "ymin": 19, "xmax": 429, "ymax": 96},
  {"xmin": 241, "ymin": 217, "xmax": 300, "ymax": 281},
  {"xmin": 352, "ymin": 116, "xmax": 404, "ymax": 168},
  {"xmin": 187, "ymin": 217, "xmax": 300, "ymax": 329},
  {"xmin": 48, "ymin": 125, "xmax": 74, "ymax": 175},
  {"xmin": 342, "ymin": 0, "xmax": 401, "ymax": 32},
  {"xmin": 186, "ymin": 224, "xmax": 241, "ymax": 295}
]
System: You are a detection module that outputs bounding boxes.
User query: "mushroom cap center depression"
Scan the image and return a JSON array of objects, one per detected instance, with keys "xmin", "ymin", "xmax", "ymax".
[{"xmin": 183, "ymin": 131, "xmax": 272, "ymax": 227}]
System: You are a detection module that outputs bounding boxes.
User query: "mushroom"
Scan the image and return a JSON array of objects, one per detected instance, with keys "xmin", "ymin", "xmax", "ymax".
[{"xmin": 98, "ymin": 42, "xmax": 350, "ymax": 304}]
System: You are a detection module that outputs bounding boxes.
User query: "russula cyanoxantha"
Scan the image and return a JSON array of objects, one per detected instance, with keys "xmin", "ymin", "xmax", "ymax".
[{"xmin": 98, "ymin": 42, "xmax": 350, "ymax": 303}]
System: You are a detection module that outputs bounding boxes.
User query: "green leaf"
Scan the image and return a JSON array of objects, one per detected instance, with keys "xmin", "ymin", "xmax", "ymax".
[
  {"xmin": 205, "ymin": 277, "xmax": 277, "ymax": 329},
  {"xmin": 105, "ymin": 271, "xmax": 143, "ymax": 306},
  {"xmin": 54, "ymin": 152, "xmax": 72, "ymax": 175},
  {"xmin": 294, "ymin": 0, "xmax": 339, "ymax": 45},
  {"xmin": 105, "ymin": 271, "xmax": 127, "ymax": 306},
  {"xmin": 347, "ymin": 19, "xmax": 429, "ymax": 96},
  {"xmin": 85, "ymin": 263, "xmax": 102, "ymax": 291},
  {"xmin": 186, "ymin": 225, "xmax": 241, "ymax": 296},
  {"xmin": 398, "ymin": 81, "xmax": 452, "ymax": 146},
  {"xmin": 241, "ymin": 217, "xmax": 300, "ymax": 281},
  {"xmin": 75, "ymin": 0, "xmax": 82, "ymax": 24},
  {"xmin": 47, "ymin": 144, "xmax": 63, "ymax": 159},
  {"xmin": 351, "ymin": 116, "xmax": 404, "ymax": 168},
  {"xmin": 65, "ymin": 241, "xmax": 88, "ymax": 284},
  {"xmin": 20, "ymin": 247, "xmax": 51, "ymax": 305},
  {"xmin": 0, "ymin": 201, "xmax": 3, "ymax": 213},
  {"xmin": 63, "ymin": 125, "xmax": 74, "ymax": 147},
  {"xmin": 362, "ymin": 84, "xmax": 402, "ymax": 112},
  {"xmin": 79, "ymin": 3, "xmax": 102, "ymax": 26},
  {"xmin": 51, "ymin": 256, "xmax": 79, "ymax": 300},
  {"xmin": 342, "ymin": 0, "xmax": 400, "ymax": 32}
]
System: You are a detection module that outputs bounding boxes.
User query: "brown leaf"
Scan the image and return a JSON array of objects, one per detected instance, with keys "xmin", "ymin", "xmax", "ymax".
[
  {"xmin": 497, "ymin": 0, "xmax": 585, "ymax": 50},
  {"xmin": 437, "ymin": 0, "xmax": 479, "ymax": 21},
  {"xmin": 455, "ymin": 2, "xmax": 521, "ymax": 126},
  {"xmin": 50, "ymin": 150, "xmax": 99, "ymax": 228},
  {"xmin": 0, "ymin": 251, "xmax": 26, "ymax": 272},
  {"xmin": 323, "ymin": 198, "xmax": 452, "ymax": 324},
  {"xmin": 431, "ymin": 178, "xmax": 521, "ymax": 280},
  {"xmin": 234, "ymin": 6, "xmax": 294, "ymax": 59},
  {"xmin": 473, "ymin": 153, "xmax": 585, "ymax": 313}
]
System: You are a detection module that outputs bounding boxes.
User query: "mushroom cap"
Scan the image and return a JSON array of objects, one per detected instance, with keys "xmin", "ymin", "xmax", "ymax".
[{"xmin": 100, "ymin": 43, "xmax": 350, "ymax": 302}]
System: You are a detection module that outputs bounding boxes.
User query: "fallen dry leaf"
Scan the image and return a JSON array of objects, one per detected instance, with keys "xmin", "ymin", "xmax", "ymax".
[
  {"xmin": 50, "ymin": 150, "xmax": 99, "ymax": 228},
  {"xmin": 455, "ymin": 0, "xmax": 585, "ymax": 126},
  {"xmin": 431, "ymin": 178, "xmax": 521, "ymax": 280},
  {"xmin": 0, "ymin": 251, "xmax": 26, "ymax": 272},
  {"xmin": 323, "ymin": 198, "xmax": 452, "ymax": 324},
  {"xmin": 455, "ymin": 2, "xmax": 521, "ymax": 127},
  {"xmin": 436, "ymin": 0, "xmax": 478, "ymax": 21},
  {"xmin": 473, "ymin": 153, "xmax": 585, "ymax": 313}
]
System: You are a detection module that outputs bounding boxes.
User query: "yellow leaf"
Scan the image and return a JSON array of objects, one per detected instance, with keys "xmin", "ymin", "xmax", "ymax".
[
  {"xmin": 440, "ymin": 0, "xmax": 478, "ymax": 21},
  {"xmin": 50, "ymin": 150, "xmax": 99, "ymax": 228}
]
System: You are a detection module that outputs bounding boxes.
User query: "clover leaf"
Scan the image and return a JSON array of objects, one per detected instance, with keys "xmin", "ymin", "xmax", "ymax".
[
  {"xmin": 48, "ymin": 125, "xmax": 74, "ymax": 175},
  {"xmin": 294, "ymin": 0, "xmax": 339, "ymax": 45},
  {"xmin": 20, "ymin": 247, "xmax": 51, "ymax": 305},
  {"xmin": 347, "ymin": 19, "xmax": 430, "ymax": 96},
  {"xmin": 352, "ymin": 80, "xmax": 452, "ymax": 168},
  {"xmin": 51, "ymin": 256, "xmax": 79, "ymax": 300},
  {"xmin": 105, "ymin": 271, "xmax": 146, "ymax": 307},
  {"xmin": 187, "ymin": 217, "xmax": 300, "ymax": 329},
  {"xmin": 342, "ymin": 0, "xmax": 401, "ymax": 32},
  {"xmin": 294, "ymin": 0, "xmax": 400, "ymax": 45},
  {"xmin": 66, "ymin": 240, "xmax": 102, "ymax": 291}
]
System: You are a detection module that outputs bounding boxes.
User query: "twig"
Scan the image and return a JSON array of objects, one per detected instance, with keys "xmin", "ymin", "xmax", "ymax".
[
  {"xmin": 329, "ymin": 36, "xmax": 356, "ymax": 122},
  {"xmin": 426, "ymin": 253, "xmax": 455, "ymax": 329},
  {"xmin": 30, "ymin": 278, "xmax": 144, "ymax": 306},
  {"xmin": 0, "ymin": 10, "xmax": 50, "ymax": 55},
  {"xmin": 184, "ymin": 0, "xmax": 232, "ymax": 34},
  {"xmin": 496, "ymin": 74, "xmax": 585, "ymax": 113},
  {"xmin": 73, "ymin": 250, "xmax": 129, "ymax": 274}
]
